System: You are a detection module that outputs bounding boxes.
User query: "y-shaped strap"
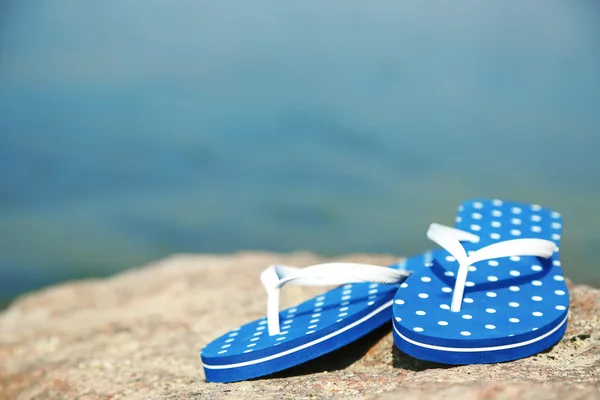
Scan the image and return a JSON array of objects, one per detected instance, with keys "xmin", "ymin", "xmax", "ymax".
[
  {"xmin": 261, "ymin": 263, "xmax": 410, "ymax": 335},
  {"xmin": 261, "ymin": 225, "xmax": 487, "ymax": 335},
  {"xmin": 427, "ymin": 223, "xmax": 557, "ymax": 312}
]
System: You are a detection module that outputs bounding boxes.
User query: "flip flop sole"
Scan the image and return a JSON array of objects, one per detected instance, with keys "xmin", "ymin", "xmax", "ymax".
[
  {"xmin": 203, "ymin": 298, "xmax": 394, "ymax": 382},
  {"xmin": 393, "ymin": 314, "xmax": 567, "ymax": 364}
]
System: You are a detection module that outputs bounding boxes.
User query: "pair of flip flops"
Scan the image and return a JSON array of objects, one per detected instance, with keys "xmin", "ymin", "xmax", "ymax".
[{"xmin": 201, "ymin": 199, "xmax": 569, "ymax": 382}]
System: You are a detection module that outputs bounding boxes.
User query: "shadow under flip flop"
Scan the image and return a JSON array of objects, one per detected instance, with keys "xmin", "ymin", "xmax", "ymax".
[
  {"xmin": 392, "ymin": 346, "xmax": 456, "ymax": 371},
  {"xmin": 254, "ymin": 323, "xmax": 393, "ymax": 380}
]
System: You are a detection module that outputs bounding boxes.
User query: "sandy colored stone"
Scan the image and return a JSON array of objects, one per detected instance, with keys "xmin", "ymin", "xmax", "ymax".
[{"xmin": 0, "ymin": 252, "xmax": 598, "ymax": 400}]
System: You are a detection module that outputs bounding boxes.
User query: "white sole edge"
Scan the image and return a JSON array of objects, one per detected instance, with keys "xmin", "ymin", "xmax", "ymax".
[
  {"xmin": 202, "ymin": 299, "xmax": 394, "ymax": 370},
  {"xmin": 393, "ymin": 314, "xmax": 568, "ymax": 352}
]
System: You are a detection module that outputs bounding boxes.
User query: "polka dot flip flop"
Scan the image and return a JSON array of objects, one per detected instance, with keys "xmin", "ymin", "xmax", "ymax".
[
  {"xmin": 393, "ymin": 199, "xmax": 568, "ymax": 364},
  {"xmin": 201, "ymin": 256, "xmax": 432, "ymax": 382}
]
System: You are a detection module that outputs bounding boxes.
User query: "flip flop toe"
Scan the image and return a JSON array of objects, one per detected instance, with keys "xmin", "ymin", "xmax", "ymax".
[{"xmin": 393, "ymin": 199, "xmax": 568, "ymax": 364}]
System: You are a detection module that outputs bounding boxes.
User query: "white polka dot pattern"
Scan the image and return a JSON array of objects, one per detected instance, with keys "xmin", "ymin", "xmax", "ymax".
[
  {"xmin": 393, "ymin": 199, "xmax": 569, "ymax": 360},
  {"xmin": 202, "ymin": 252, "xmax": 437, "ymax": 364}
]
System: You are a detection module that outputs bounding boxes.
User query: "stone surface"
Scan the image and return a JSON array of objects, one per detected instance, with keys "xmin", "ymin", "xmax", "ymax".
[{"xmin": 0, "ymin": 252, "xmax": 599, "ymax": 400}]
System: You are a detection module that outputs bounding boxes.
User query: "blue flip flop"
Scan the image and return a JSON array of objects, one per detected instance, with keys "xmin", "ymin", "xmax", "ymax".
[
  {"xmin": 201, "ymin": 255, "xmax": 432, "ymax": 382},
  {"xmin": 393, "ymin": 199, "xmax": 568, "ymax": 364}
]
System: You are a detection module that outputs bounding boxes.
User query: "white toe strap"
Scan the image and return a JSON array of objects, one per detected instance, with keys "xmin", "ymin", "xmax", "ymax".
[
  {"xmin": 261, "ymin": 262, "xmax": 409, "ymax": 335},
  {"xmin": 260, "ymin": 225, "xmax": 485, "ymax": 335},
  {"xmin": 427, "ymin": 222, "xmax": 557, "ymax": 312}
]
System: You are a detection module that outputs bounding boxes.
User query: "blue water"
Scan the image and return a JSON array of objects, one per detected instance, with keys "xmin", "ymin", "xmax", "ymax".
[{"xmin": 1, "ymin": 1, "xmax": 599, "ymax": 302}]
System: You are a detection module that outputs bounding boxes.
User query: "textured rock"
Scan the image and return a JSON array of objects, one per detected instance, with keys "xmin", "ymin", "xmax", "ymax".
[{"xmin": 0, "ymin": 252, "xmax": 599, "ymax": 400}]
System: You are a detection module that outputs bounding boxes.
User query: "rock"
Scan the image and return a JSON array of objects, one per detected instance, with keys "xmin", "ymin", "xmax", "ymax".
[{"xmin": 0, "ymin": 252, "xmax": 599, "ymax": 400}]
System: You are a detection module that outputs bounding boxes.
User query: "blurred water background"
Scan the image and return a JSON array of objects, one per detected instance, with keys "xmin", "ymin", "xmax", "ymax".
[{"xmin": 1, "ymin": 1, "xmax": 599, "ymax": 306}]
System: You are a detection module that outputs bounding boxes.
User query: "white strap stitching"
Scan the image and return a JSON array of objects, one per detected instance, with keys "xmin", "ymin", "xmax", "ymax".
[{"xmin": 427, "ymin": 223, "xmax": 556, "ymax": 312}]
